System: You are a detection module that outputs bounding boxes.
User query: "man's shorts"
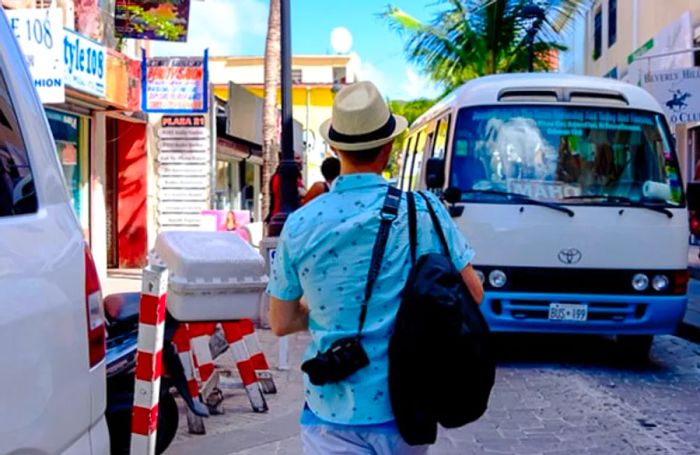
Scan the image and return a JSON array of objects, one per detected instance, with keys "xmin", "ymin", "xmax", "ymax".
[{"xmin": 301, "ymin": 424, "xmax": 430, "ymax": 455}]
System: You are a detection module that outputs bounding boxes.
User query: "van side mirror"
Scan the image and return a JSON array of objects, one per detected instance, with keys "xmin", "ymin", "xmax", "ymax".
[
  {"xmin": 442, "ymin": 186, "xmax": 464, "ymax": 218},
  {"xmin": 687, "ymin": 182, "xmax": 700, "ymax": 211},
  {"xmin": 425, "ymin": 157, "xmax": 445, "ymax": 189}
]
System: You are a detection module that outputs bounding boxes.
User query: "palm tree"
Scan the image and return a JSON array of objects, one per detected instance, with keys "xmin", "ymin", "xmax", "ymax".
[
  {"xmin": 382, "ymin": 0, "xmax": 589, "ymax": 93},
  {"xmin": 262, "ymin": 0, "xmax": 281, "ymax": 229}
]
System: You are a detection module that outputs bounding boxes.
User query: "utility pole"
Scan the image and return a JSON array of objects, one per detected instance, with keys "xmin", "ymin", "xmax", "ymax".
[{"xmin": 268, "ymin": 0, "xmax": 299, "ymax": 236}]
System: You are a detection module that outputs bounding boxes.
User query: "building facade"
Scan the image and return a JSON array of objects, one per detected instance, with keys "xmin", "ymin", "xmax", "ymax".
[
  {"xmin": 208, "ymin": 54, "xmax": 361, "ymax": 184},
  {"xmin": 560, "ymin": 0, "xmax": 700, "ymax": 184},
  {"xmin": 4, "ymin": 1, "xmax": 149, "ymax": 281}
]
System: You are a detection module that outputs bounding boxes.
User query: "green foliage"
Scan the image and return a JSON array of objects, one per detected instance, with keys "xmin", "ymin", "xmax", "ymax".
[
  {"xmin": 382, "ymin": 0, "xmax": 587, "ymax": 93},
  {"xmin": 386, "ymin": 98, "xmax": 437, "ymax": 177}
]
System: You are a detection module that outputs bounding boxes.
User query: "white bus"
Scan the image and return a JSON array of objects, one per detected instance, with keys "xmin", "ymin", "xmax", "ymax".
[{"xmin": 399, "ymin": 73, "xmax": 690, "ymax": 359}]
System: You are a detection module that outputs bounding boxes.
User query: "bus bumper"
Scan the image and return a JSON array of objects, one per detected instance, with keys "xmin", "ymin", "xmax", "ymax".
[{"xmin": 481, "ymin": 292, "xmax": 687, "ymax": 335}]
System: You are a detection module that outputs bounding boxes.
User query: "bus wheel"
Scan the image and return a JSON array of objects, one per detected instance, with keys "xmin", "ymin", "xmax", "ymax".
[{"xmin": 616, "ymin": 335, "xmax": 653, "ymax": 363}]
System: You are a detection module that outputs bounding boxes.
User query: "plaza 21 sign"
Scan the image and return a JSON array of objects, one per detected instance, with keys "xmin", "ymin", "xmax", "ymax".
[
  {"xmin": 6, "ymin": 8, "xmax": 65, "ymax": 104},
  {"xmin": 63, "ymin": 28, "xmax": 106, "ymax": 98}
]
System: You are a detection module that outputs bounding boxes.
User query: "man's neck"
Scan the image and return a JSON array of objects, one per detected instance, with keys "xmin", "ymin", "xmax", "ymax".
[{"xmin": 340, "ymin": 163, "xmax": 384, "ymax": 176}]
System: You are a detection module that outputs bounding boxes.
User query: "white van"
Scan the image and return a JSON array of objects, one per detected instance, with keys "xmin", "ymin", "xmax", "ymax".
[
  {"xmin": 0, "ymin": 9, "xmax": 109, "ymax": 454},
  {"xmin": 400, "ymin": 73, "xmax": 689, "ymax": 359}
]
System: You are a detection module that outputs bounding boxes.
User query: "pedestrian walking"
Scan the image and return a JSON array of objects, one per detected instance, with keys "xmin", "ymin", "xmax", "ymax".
[
  {"xmin": 266, "ymin": 152, "xmax": 307, "ymax": 223},
  {"xmin": 266, "ymin": 81, "xmax": 483, "ymax": 455},
  {"xmin": 301, "ymin": 156, "xmax": 340, "ymax": 205}
]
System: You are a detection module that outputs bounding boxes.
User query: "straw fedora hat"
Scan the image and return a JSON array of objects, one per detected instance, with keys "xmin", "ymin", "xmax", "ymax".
[{"xmin": 319, "ymin": 81, "xmax": 408, "ymax": 152}]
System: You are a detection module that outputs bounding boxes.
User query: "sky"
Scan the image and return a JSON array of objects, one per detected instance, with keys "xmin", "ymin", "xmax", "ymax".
[{"xmin": 151, "ymin": 0, "xmax": 443, "ymax": 101}]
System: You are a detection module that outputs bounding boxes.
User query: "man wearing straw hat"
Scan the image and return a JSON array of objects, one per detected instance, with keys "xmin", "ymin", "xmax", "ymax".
[{"xmin": 267, "ymin": 81, "xmax": 483, "ymax": 454}]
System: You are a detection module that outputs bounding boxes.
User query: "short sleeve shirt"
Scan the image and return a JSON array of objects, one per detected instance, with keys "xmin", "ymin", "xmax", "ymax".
[{"xmin": 267, "ymin": 173, "xmax": 475, "ymax": 425}]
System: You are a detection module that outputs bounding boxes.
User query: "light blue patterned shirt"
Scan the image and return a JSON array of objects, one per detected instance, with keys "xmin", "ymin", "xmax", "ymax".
[{"xmin": 267, "ymin": 173, "xmax": 475, "ymax": 426}]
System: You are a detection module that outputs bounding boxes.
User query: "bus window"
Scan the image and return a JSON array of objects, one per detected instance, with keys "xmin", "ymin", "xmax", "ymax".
[
  {"xmin": 399, "ymin": 136, "xmax": 413, "ymax": 190},
  {"xmin": 410, "ymin": 131, "xmax": 431, "ymax": 190},
  {"xmin": 401, "ymin": 135, "xmax": 418, "ymax": 190},
  {"xmin": 433, "ymin": 116, "xmax": 451, "ymax": 159}
]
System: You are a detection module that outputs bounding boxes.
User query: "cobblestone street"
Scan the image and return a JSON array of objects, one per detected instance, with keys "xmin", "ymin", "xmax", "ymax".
[{"xmin": 165, "ymin": 331, "xmax": 700, "ymax": 455}]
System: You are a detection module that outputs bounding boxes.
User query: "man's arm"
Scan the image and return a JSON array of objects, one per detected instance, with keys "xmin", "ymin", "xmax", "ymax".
[
  {"xmin": 301, "ymin": 182, "xmax": 326, "ymax": 205},
  {"xmin": 269, "ymin": 297, "xmax": 309, "ymax": 336},
  {"xmin": 460, "ymin": 264, "xmax": 484, "ymax": 305}
]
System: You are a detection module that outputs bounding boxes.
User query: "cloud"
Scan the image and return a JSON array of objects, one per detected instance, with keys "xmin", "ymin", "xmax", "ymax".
[
  {"xmin": 400, "ymin": 67, "xmax": 442, "ymax": 100},
  {"xmin": 151, "ymin": 0, "xmax": 268, "ymax": 57},
  {"xmin": 356, "ymin": 59, "xmax": 391, "ymax": 97}
]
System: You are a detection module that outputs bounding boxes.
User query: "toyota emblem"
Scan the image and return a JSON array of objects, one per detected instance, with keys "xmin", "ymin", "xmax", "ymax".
[{"xmin": 558, "ymin": 248, "xmax": 582, "ymax": 265}]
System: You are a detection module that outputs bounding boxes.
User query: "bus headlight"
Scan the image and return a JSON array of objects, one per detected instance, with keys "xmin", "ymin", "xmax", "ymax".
[
  {"xmin": 632, "ymin": 273, "xmax": 649, "ymax": 292},
  {"xmin": 652, "ymin": 275, "xmax": 670, "ymax": 292},
  {"xmin": 489, "ymin": 270, "xmax": 507, "ymax": 288},
  {"xmin": 475, "ymin": 269, "xmax": 485, "ymax": 284}
]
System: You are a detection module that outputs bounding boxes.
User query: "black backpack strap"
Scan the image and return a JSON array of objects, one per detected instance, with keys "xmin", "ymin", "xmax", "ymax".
[
  {"xmin": 358, "ymin": 185, "xmax": 402, "ymax": 335},
  {"xmin": 416, "ymin": 191, "xmax": 451, "ymax": 261},
  {"xmin": 407, "ymin": 192, "xmax": 417, "ymax": 265}
]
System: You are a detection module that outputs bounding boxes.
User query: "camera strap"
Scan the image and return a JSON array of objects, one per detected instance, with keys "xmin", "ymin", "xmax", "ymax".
[{"xmin": 357, "ymin": 185, "xmax": 402, "ymax": 337}]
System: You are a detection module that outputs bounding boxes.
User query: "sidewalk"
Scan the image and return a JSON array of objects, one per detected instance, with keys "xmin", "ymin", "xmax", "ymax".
[{"xmin": 683, "ymin": 246, "xmax": 700, "ymax": 342}]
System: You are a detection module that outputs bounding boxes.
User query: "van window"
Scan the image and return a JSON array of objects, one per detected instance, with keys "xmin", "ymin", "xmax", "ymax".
[
  {"xmin": 433, "ymin": 116, "xmax": 451, "ymax": 159},
  {"xmin": 0, "ymin": 71, "xmax": 38, "ymax": 217}
]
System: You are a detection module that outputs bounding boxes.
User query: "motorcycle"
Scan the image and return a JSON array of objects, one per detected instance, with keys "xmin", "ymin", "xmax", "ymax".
[{"xmin": 104, "ymin": 292, "xmax": 209, "ymax": 455}]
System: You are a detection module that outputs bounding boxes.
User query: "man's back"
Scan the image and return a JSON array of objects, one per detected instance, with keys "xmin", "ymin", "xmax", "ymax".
[{"xmin": 269, "ymin": 173, "xmax": 474, "ymax": 425}]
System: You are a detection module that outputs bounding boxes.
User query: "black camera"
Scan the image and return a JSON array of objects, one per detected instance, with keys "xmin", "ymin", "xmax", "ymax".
[{"xmin": 301, "ymin": 337, "xmax": 370, "ymax": 386}]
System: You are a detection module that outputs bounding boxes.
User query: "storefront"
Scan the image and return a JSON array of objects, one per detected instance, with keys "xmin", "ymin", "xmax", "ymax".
[
  {"xmin": 45, "ymin": 108, "xmax": 91, "ymax": 240},
  {"xmin": 216, "ymin": 115, "xmax": 263, "ymax": 221}
]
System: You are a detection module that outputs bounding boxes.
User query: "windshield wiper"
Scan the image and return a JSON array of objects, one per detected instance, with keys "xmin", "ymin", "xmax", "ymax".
[
  {"xmin": 463, "ymin": 189, "xmax": 575, "ymax": 217},
  {"xmin": 563, "ymin": 195, "xmax": 673, "ymax": 218}
]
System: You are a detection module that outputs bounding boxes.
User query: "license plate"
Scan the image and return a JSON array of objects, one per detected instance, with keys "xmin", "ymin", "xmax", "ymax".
[{"xmin": 548, "ymin": 303, "xmax": 588, "ymax": 321}]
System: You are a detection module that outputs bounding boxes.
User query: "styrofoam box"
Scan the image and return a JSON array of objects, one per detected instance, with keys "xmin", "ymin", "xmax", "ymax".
[{"xmin": 154, "ymin": 231, "xmax": 268, "ymax": 321}]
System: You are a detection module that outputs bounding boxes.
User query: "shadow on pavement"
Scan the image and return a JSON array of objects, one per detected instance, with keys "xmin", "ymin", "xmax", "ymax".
[{"xmin": 491, "ymin": 333, "xmax": 668, "ymax": 372}]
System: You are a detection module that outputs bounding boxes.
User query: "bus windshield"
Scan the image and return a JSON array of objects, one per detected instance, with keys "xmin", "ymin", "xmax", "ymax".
[{"xmin": 449, "ymin": 105, "xmax": 683, "ymax": 206}]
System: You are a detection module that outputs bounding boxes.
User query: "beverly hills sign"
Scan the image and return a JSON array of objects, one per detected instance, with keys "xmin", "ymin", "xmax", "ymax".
[{"xmin": 642, "ymin": 67, "xmax": 700, "ymax": 125}]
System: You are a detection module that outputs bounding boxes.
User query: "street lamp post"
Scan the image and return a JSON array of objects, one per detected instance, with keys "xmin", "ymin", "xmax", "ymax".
[
  {"xmin": 268, "ymin": 0, "xmax": 299, "ymax": 237},
  {"xmin": 522, "ymin": 3, "xmax": 545, "ymax": 72}
]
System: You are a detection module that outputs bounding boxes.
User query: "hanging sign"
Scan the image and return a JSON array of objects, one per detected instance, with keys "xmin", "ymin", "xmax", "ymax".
[
  {"xmin": 157, "ymin": 151, "xmax": 210, "ymax": 163},
  {"xmin": 162, "ymin": 115, "xmax": 205, "ymax": 127},
  {"xmin": 158, "ymin": 200, "xmax": 210, "ymax": 213},
  {"xmin": 142, "ymin": 50, "xmax": 208, "ymax": 113},
  {"xmin": 157, "ymin": 139, "xmax": 210, "ymax": 151},
  {"xmin": 158, "ymin": 188, "xmax": 209, "ymax": 201},
  {"xmin": 158, "ymin": 163, "xmax": 210, "ymax": 176},
  {"xmin": 63, "ymin": 28, "xmax": 106, "ymax": 97},
  {"xmin": 158, "ymin": 176, "xmax": 210, "ymax": 189},
  {"xmin": 6, "ymin": 8, "xmax": 65, "ymax": 104},
  {"xmin": 157, "ymin": 128, "xmax": 209, "ymax": 139},
  {"xmin": 115, "ymin": 0, "xmax": 191, "ymax": 42},
  {"xmin": 642, "ymin": 67, "xmax": 700, "ymax": 125}
]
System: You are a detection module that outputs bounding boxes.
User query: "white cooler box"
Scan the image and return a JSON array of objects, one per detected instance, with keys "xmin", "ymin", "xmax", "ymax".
[{"xmin": 153, "ymin": 231, "xmax": 268, "ymax": 321}]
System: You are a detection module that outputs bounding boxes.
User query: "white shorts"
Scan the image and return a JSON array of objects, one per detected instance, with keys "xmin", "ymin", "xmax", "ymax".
[{"xmin": 301, "ymin": 424, "xmax": 430, "ymax": 455}]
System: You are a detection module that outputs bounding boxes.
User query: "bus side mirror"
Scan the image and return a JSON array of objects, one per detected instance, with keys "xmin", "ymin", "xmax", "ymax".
[
  {"xmin": 425, "ymin": 158, "xmax": 445, "ymax": 189},
  {"xmin": 687, "ymin": 182, "xmax": 700, "ymax": 211}
]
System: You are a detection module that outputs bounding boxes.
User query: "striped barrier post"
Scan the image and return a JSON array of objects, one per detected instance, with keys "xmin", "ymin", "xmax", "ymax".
[
  {"xmin": 221, "ymin": 322, "xmax": 268, "ymax": 413},
  {"xmin": 239, "ymin": 319, "xmax": 277, "ymax": 394},
  {"xmin": 130, "ymin": 265, "xmax": 168, "ymax": 455},
  {"xmin": 172, "ymin": 324, "xmax": 207, "ymax": 434},
  {"xmin": 188, "ymin": 322, "xmax": 218, "ymax": 385}
]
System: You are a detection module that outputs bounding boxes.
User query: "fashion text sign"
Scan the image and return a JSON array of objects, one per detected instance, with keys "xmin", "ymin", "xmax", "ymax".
[{"xmin": 6, "ymin": 8, "xmax": 65, "ymax": 104}]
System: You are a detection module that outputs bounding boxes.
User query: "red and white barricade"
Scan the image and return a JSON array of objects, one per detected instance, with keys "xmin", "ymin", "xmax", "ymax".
[{"xmin": 130, "ymin": 265, "xmax": 168, "ymax": 455}]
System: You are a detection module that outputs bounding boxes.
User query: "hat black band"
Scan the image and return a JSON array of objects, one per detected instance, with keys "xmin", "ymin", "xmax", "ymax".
[{"xmin": 328, "ymin": 115, "xmax": 396, "ymax": 144}]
